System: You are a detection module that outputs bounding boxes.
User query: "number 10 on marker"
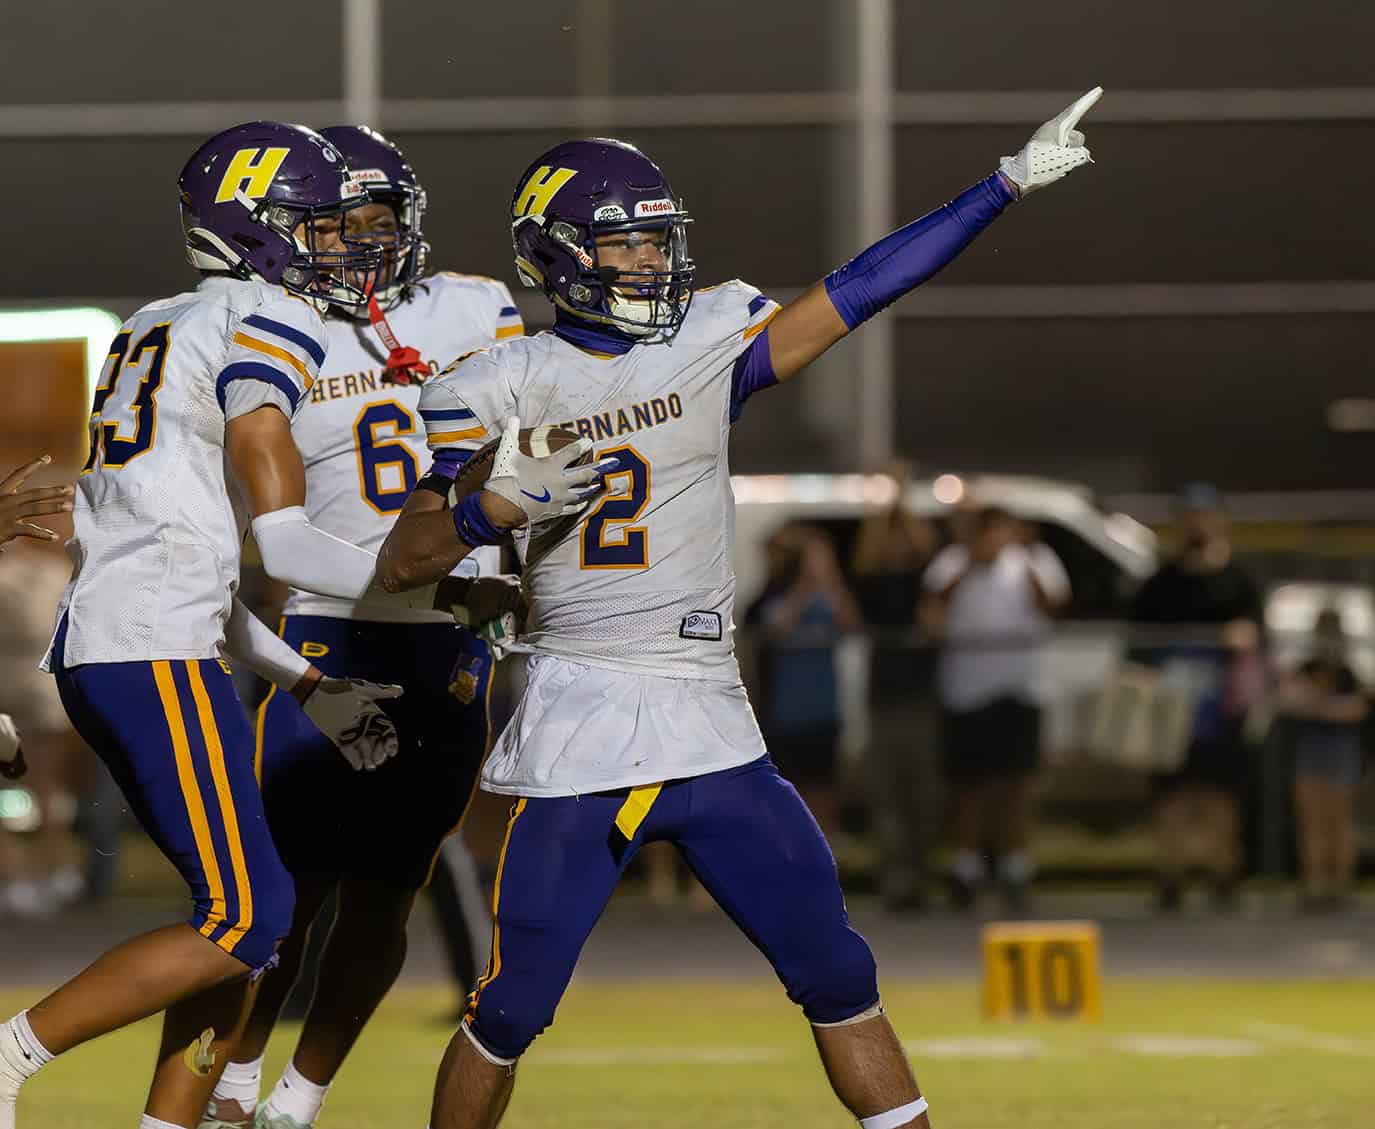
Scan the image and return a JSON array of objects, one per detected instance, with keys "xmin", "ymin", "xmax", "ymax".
[{"xmin": 981, "ymin": 921, "xmax": 1102, "ymax": 1021}]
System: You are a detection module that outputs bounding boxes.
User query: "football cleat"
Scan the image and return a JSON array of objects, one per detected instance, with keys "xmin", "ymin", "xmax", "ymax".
[{"xmin": 198, "ymin": 1097, "xmax": 256, "ymax": 1129}]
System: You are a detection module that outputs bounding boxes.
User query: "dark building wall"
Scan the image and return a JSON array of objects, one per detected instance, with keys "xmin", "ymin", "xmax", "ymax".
[{"xmin": 2, "ymin": 0, "xmax": 1371, "ymax": 488}]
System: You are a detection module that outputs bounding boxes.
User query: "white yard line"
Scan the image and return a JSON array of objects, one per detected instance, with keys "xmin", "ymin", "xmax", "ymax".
[
  {"xmin": 1244, "ymin": 1022, "xmax": 1375, "ymax": 1058},
  {"xmin": 536, "ymin": 1046, "xmax": 786, "ymax": 1066},
  {"xmin": 904, "ymin": 1037, "xmax": 1047, "ymax": 1060},
  {"xmin": 1112, "ymin": 1035, "xmax": 1263, "ymax": 1058}
]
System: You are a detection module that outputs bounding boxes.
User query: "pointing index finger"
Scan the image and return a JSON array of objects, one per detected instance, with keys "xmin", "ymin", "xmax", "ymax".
[{"xmin": 1056, "ymin": 86, "xmax": 1103, "ymax": 136}]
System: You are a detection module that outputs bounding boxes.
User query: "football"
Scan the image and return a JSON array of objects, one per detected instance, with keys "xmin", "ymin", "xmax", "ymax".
[{"xmin": 448, "ymin": 424, "xmax": 589, "ymax": 504}]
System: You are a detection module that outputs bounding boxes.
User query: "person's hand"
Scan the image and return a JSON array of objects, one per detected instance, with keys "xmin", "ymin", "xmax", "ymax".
[
  {"xmin": 297, "ymin": 674, "xmax": 404, "ymax": 771},
  {"xmin": 0, "ymin": 455, "xmax": 73, "ymax": 549},
  {"xmin": 999, "ymin": 86, "xmax": 1103, "ymax": 198},
  {"xmin": 480, "ymin": 416, "xmax": 614, "ymax": 528},
  {"xmin": 454, "ymin": 575, "xmax": 527, "ymax": 628}
]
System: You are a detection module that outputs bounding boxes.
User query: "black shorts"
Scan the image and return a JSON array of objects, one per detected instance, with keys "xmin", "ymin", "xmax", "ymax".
[{"xmin": 940, "ymin": 697, "xmax": 1042, "ymax": 785}]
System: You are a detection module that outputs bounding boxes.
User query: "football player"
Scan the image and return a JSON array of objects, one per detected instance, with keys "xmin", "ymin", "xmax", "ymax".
[
  {"xmin": 379, "ymin": 90, "xmax": 1104, "ymax": 1129},
  {"xmin": 0, "ymin": 122, "xmax": 591, "ymax": 1129},
  {"xmin": 201, "ymin": 126, "xmax": 524, "ymax": 1129}
]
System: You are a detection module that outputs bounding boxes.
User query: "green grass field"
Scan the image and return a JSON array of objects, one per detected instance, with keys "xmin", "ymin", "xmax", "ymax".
[{"xmin": 8, "ymin": 978, "xmax": 1375, "ymax": 1128}]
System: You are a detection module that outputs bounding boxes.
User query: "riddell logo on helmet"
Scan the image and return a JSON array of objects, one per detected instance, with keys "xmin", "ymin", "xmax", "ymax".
[
  {"xmin": 634, "ymin": 199, "xmax": 675, "ymax": 217},
  {"xmin": 348, "ymin": 167, "xmax": 388, "ymax": 184},
  {"xmin": 595, "ymin": 204, "xmax": 629, "ymax": 222}
]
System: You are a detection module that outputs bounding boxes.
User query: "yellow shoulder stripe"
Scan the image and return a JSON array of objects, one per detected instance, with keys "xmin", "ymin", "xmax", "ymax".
[
  {"xmin": 233, "ymin": 332, "xmax": 314, "ymax": 387},
  {"xmin": 428, "ymin": 425, "xmax": 487, "ymax": 445},
  {"xmin": 741, "ymin": 306, "xmax": 780, "ymax": 342}
]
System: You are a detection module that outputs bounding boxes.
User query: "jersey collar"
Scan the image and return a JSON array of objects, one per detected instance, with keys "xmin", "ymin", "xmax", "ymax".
[{"xmin": 553, "ymin": 312, "xmax": 637, "ymax": 358}]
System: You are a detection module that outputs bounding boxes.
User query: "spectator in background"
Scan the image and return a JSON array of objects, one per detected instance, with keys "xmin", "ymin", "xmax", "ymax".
[
  {"xmin": 1276, "ymin": 607, "xmax": 1366, "ymax": 912},
  {"xmin": 745, "ymin": 522, "xmax": 862, "ymax": 834},
  {"xmin": 1130, "ymin": 483, "xmax": 1263, "ymax": 912},
  {"xmin": 920, "ymin": 506, "xmax": 1070, "ymax": 911},
  {"xmin": 851, "ymin": 461, "xmax": 942, "ymax": 911}
]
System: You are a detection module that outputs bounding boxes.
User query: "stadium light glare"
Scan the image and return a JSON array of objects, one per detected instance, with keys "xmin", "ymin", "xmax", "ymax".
[{"xmin": 0, "ymin": 306, "xmax": 124, "ymax": 406}]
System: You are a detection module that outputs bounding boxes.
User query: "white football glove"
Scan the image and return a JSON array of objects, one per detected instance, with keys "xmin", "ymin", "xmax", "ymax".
[
  {"xmin": 0, "ymin": 713, "xmax": 24, "ymax": 780},
  {"xmin": 476, "ymin": 611, "xmax": 521, "ymax": 661},
  {"xmin": 301, "ymin": 678, "xmax": 404, "ymax": 772},
  {"xmin": 482, "ymin": 416, "xmax": 614, "ymax": 526},
  {"xmin": 999, "ymin": 86, "xmax": 1103, "ymax": 197}
]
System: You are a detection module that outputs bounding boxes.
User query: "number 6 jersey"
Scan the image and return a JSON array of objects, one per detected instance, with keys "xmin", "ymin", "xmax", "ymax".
[
  {"xmin": 418, "ymin": 279, "xmax": 781, "ymax": 683},
  {"xmin": 281, "ymin": 272, "xmax": 522, "ymax": 623},
  {"xmin": 51, "ymin": 277, "xmax": 326, "ymax": 667}
]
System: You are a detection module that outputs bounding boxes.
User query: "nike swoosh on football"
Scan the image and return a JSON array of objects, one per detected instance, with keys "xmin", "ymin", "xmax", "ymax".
[{"xmin": 521, "ymin": 487, "xmax": 552, "ymax": 503}]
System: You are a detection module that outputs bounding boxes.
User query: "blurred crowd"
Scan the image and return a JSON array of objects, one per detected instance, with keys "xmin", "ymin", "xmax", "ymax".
[{"xmin": 2, "ymin": 462, "xmax": 1372, "ymax": 922}]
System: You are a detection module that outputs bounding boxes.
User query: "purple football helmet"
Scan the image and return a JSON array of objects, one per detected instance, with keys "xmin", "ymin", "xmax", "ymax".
[
  {"xmin": 510, "ymin": 138, "xmax": 694, "ymax": 339},
  {"xmin": 178, "ymin": 121, "xmax": 381, "ymax": 310},
  {"xmin": 321, "ymin": 125, "xmax": 429, "ymax": 308}
]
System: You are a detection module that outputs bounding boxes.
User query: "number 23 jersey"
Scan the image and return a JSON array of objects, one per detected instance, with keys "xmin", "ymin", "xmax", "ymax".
[
  {"xmin": 281, "ymin": 272, "xmax": 522, "ymax": 622},
  {"xmin": 418, "ymin": 280, "xmax": 780, "ymax": 683},
  {"xmin": 51, "ymin": 277, "xmax": 325, "ymax": 667}
]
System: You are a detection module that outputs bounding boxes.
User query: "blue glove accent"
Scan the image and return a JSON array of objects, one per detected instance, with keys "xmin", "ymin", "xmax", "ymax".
[
  {"xmin": 452, "ymin": 492, "xmax": 507, "ymax": 548},
  {"xmin": 729, "ymin": 329, "xmax": 779, "ymax": 423},
  {"xmin": 823, "ymin": 173, "xmax": 1015, "ymax": 330}
]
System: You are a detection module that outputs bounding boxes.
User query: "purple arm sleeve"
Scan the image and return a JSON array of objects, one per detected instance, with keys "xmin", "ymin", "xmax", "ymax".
[
  {"xmin": 823, "ymin": 173, "xmax": 1015, "ymax": 330},
  {"xmin": 729, "ymin": 328, "xmax": 779, "ymax": 423}
]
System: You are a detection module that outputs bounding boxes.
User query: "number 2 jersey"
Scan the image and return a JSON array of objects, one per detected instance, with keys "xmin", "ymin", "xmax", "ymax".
[
  {"xmin": 281, "ymin": 272, "xmax": 522, "ymax": 623},
  {"xmin": 50, "ymin": 277, "xmax": 326, "ymax": 668},
  {"xmin": 418, "ymin": 280, "xmax": 781, "ymax": 683}
]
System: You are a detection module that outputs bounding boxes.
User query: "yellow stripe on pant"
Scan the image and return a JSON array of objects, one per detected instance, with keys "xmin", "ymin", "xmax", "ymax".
[
  {"xmin": 151, "ymin": 661, "xmax": 228, "ymax": 943},
  {"xmin": 614, "ymin": 783, "xmax": 663, "ymax": 841},
  {"xmin": 467, "ymin": 797, "xmax": 527, "ymax": 1019},
  {"xmin": 186, "ymin": 661, "xmax": 254, "ymax": 953}
]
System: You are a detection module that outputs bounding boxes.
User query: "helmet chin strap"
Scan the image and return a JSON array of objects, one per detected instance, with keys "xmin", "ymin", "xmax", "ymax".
[{"xmin": 366, "ymin": 288, "xmax": 430, "ymax": 385}]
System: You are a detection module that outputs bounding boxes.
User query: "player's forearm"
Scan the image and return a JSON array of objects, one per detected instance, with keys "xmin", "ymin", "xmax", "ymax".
[
  {"xmin": 221, "ymin": 596, "xmax": 314, "ymax": 693},
  {"xmin": 378, "ymin": 507, "xmax": 478, "ymax": 591}
]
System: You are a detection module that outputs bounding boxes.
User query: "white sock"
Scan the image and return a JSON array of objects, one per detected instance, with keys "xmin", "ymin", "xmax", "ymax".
[
  {"xmin": 211, "ymin": 1053, "xmax": 264, "ymax": 1107},
  {"xmin": 139, "ymin": 1117, "xmax": 183, "ymax": 1129},
  {"xmin": 0, "ymin": 1011, "xmax": 54, "ymax": 1102},
  {"xmin": 952, "ymin": 849, "xmax": 987, "ymax": 885},
  {"xmin": 263, "ymin": 1060, "xmax": 331, "ymax": 1126}
]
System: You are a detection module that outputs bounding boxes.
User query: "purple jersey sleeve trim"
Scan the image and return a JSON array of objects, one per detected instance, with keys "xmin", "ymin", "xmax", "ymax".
[
  {"xmin": 729, "ymin": 328, "xmax": 778, "ymax": 423},
  {"xmin": 823, "ymin": 172, "xmax": 1014, "ymax": 330}
]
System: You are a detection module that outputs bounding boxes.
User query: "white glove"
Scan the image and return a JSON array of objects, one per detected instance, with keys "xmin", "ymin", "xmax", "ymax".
[
  {"xmin": 482, "ymin": 416, "xmax": 613, "ymax": 526},
  {"xmin": 999, "ymin": 86, "xmax": 1103, "ymax": 197},
  {"xmin": 301, "ymin": 678, "xmax": 404, "ymax": 772},
  {"xmin": 0, "ymin": 713, "xmax": 24, "ymax": 780},
  {"xmin": 476, "ymin": 611, "xmax": 521, "ymax": 661}
]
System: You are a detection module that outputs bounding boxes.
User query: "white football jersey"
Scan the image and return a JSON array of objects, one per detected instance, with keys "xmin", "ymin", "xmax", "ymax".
[
  {"xmin": 281, "ymin": 272, "xmax": 522, "ymax": 622},
  {"xmin": 49, "ymin": 277, "xmax": 325, "ymax": 668},
  {"xmin": 419, "ymin": 281, "xmax": 780, "ymax": 683}
]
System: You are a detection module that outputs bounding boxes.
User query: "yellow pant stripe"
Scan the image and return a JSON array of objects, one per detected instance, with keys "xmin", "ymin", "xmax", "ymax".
[
  {"xmin": 614, "ymin": 783, "xmax": 663, "ymax": 841},
  {"xmin": 232, "ymin": 332, "xmax": 314, "ymax": 386},
  {"xmin": 152, "ymin": 661, "xmax": 227, "ymax": 941},
  {"xmin": 186, "ymin": 661, "xmax": 254, "ymax": 954},
  {"xmin": 253, "ymin": 617, "xmax": 288, "ymax": 786},
  {"xmin": 494, "ymin": 325, "xmax": 523, "ymax": 340},
  {"xmin": 467, "ymin": 797, "xmax": 526, "ymax": 1018}
]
